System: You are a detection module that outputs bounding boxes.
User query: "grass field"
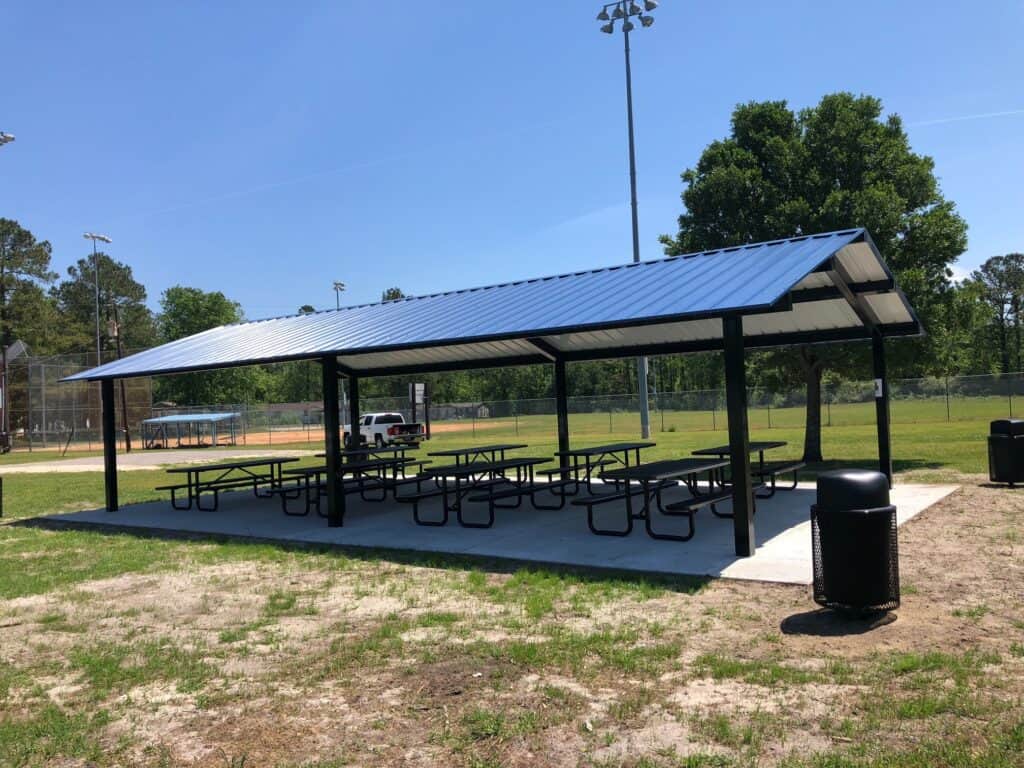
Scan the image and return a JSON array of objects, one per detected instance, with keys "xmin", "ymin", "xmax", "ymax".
[{"xmin": 1, "ymin": 413, "xmax": 1021, "ymax": 765}]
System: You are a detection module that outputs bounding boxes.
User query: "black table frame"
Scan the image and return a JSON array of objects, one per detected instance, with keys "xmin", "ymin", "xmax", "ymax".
[
  {"xmin": 594, "ymin": 458, "xmax": 730, "ymax": 540},
  {"xmin": 163, "ymin": 457, "xmax": 299, "ymax": 511},
  {"xmin": 422, "ymin": 456, "xmax": 550, "ymax": 528},
  {"xmin": 555, "ymin": 442, "xmax": 656, "ymax": 494}
]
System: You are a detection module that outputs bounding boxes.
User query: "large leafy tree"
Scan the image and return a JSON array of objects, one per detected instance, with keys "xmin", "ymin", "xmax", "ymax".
[
  {"xmin": 51, "ymin": 252, "xmax": 157, "ymax": 359},
  {"xmin": 155, "ymin": 286, "xmax": 264, "ymax": 405},
  {"xmin": 969, "ymin": 254, "xmax": 1024, "ymax": 374},
  {"xmin": 660, "ymin": 93, "xmax": 967, "ymax": 460},
  {"xmin": 0, "ymin": 219, "xmax": 58, "ymax": 357}
]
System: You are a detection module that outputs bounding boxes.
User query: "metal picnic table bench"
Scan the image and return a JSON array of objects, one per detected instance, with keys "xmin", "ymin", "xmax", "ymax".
[
  {"xmin": 156, "ymin": 456, "xmax": 299, "ymax": 511},
  {"xmin": 400, "ymin": 455, "xmax": 558, "ymax": 528},
  {"xmin": 552, "ymin": 441, "xmax": 657, "ymax": 493},
  {"xmin": 276, "ymin": 456, "xmax": 428, "ymax": 519},
  {"xmin": 692, "ymin": 441, "xmax": 803, "ymax": 497},
  {"xmin": 572, "ymin": 457, "xmax": 761, "ymax": 541},
  {"xmin": 426, "ymin": 443, "xmax": 527, "ymax": 467}
]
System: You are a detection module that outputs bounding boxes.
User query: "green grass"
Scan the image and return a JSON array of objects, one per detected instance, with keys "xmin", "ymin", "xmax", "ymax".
[
  {"xmin": 0, "ymin": 395, "xmax": 1004, "ymax": 479},
  {"xmin": 68, "ymin": 638, "xmax": 215, "ymax": 699}
]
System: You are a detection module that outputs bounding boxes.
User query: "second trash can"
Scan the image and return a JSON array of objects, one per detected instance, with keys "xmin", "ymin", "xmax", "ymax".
[{"xmin": 811, "ymin": 470, "xmax": 900, "ymax": 614}]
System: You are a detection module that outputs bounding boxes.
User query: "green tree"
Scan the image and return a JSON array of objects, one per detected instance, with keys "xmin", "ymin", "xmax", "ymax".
[
  {"xmin": 298, "ymin": 304, "xmax": 316, "ymax": 314},
  {"xmin": 660, "ymin": 93, "xmax": 967, "ymax": 460},
  {"xmin": 970, "ymin": 254, "xmax": 1024, "ymax": 374},
  {"xmin": 52, "ymin": 252, "xmax": 157, "ymax": 359},
  {"xmin": 0, "ymin": 219, "xmax": 57, "ymax": 356},
  {"xmin": 155, "ymin": 286, "xmax": 259, "ymax": 405},
  {"xmin": 381, "ymin": 287, "xmax": 405, "ymax": 301}
]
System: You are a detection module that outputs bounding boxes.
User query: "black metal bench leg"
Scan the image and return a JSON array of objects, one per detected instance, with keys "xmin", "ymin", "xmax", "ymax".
[
  {"xmin": 645, "ymin": 507, "xmax": 695, "ymax": 541},
  {"xmin": 587, "ymin": 504, "xmax": 632, "ymax": 536},
  {"xmin": 196, "ymin": 489, "xmax": 219, "ymax": 512},
  {"xmin": 457, "ymin": 502, "xmax": 495, "ymax": 529},
  {"xmin": 413, "ymin": 500, "xmax": 448, "ymax": 526},
  {"xmin": 531, "ymin": 488, "xmax": 568, "ymax": 510},
  {"xmin": 169, "ymin": 487, "xmax": 192, "ymax": 511}
]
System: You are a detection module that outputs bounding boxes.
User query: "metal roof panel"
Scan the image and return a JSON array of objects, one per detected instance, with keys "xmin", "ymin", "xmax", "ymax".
[{"xmin": 63, "ymin": 229, "xmax": 919, "ymax": 381}]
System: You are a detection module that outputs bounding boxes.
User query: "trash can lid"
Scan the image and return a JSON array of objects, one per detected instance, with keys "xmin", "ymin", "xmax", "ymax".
[
  {"xmin": 991, "ymin": 419, "xmax": 1024, "ymax": 436},
  {"xmin": 817, "ymin": 469, "xmax": 890, "ymax": 509}
]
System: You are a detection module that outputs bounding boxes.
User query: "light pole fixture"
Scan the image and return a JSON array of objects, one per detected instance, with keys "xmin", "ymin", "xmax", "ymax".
[
  {"xmin": 83, "ymin": 233, "xmax": 112, "ymax": 366},
  {"xmin": 333, "ymin": 281, "xmax": 347, "ymax": 310},
  {"xmin": 595, "ymin": 0, "xmax": 656, "ymax": 439},
  {"xmin": 0, "ymin": 132, "xmax": 15, "ymax": 147}
]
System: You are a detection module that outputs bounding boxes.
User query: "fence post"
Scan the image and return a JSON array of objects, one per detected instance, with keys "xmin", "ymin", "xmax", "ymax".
[
  {"xmin": 608, "ymin": 405, "xmax": 612, "ymax": 434},
  {"xmin": 827, "ymin": 393, "xmax": 832, "ymax": 428},
  {"xmin": 945, "ymin": 375, "xmax": 950, "ymax": 422},
  {"xmin": 766, "ymin": 398, "xmax": 772, "ymax": 429},
  {"xmin": 514, "ymin": 406, "xmax": 519, "ymax": 436},
  {"xmin": 1010, "ymin": 375, "xmax": 1015, "ymax": 418},
  {"xmin": 659, "ymin": 393, "xmax": 665, "ymax": 432}
]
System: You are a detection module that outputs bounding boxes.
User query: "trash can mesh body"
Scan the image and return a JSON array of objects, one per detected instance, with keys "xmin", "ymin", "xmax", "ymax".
[
  {"xmin": 811, "ymin": 504, "xmax": 900, "ymax": 613},
  {"xmin": 988, "ymin": 419, "xmax": 1024, "ymax": 485}
]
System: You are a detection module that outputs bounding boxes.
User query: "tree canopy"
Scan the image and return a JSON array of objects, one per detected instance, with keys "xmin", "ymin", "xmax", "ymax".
[{"xmin": 659, "ymin": 93, "xmax": 968, "ymax": 459}]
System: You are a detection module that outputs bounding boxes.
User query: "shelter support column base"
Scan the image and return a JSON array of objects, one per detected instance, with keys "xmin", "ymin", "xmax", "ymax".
[
  {"xmin": 723, "ymin": 316, "xmax": 754, "ymax": 557},
  {"xmin": 872, "ymin": 333, "xmax": 893, "ymax": 488},
  {"xmin": 554, "ymin": 358, "xmax": 570, "ymax": 477},
  {"xmin": 322, "ymin": 356, "xmax": 345, "ymax": 527},
  {"xmin": 101, "ymin": 379, "xmax": 118, "ymax": 511}
]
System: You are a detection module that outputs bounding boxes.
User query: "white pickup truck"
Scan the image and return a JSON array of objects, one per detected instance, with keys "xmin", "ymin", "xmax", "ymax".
[{"xmin": 343, "ymin": 412, "xmax": 426, "ymax": 447}]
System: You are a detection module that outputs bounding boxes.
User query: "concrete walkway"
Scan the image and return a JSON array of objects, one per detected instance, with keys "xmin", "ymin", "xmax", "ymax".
[
  {"xmin": 0, "ymin": 448, "xmax": 317, "ymax": 474},
  {"xmin": 44, "ymin": 481, "xmax": 958, "ymax": 584}
]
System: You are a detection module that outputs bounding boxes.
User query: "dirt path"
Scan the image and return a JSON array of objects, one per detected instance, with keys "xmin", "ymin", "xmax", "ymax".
[{"xmin": 1, "ymin": 478, "xmax": 1022, "ymax": 766}]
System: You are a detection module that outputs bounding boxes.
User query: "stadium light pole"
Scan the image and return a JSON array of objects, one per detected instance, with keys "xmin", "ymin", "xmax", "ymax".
[
  {"xmin": 597, "ymin": 0, "xmax": 657, "ymax": 439},
  {"xmin": 83, "ymin": 233, "xmax": 112, "ymax": 366},
  {"xmin": 0, "ymin": 132, "xmax": 15, "ymax": 147},
  {"xmin": 333, "ymin": 281, "xmax": 346, "ymax": 309}
]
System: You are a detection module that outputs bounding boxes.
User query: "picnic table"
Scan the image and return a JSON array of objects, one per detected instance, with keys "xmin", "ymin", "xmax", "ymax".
[
  {"xmin": 279, "ymin": 456, "xmax": 422, "ymax": 517},
  {"xmin": 158, "ymin": 456, "xmax": 299, "ymax": 511},
  {"xmin": 554, "ymin": 441, "xmax": 656, "ymax": 493},
  {"xmin": 575, "ymin": 457, "xmax": 732, "ymax": 540},
  {"xmin": 408, "ymin": 456, "xmax": 553, "ymax": 528},
  {"xmin": 692, "ymin": 441, "xmax": 802, "ymax": 496},
  {"xmin": 317, "ymin": 444, "xmax": 413, "ymax": 460},
  {"xmin": 427, "ymin": 443, "xmax": 527, "ymax": 467}
]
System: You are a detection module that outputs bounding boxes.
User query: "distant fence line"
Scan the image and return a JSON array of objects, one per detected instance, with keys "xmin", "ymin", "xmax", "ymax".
[{"xmin": 11, "ymin": 371, "xmax": 1024, "ymax": 450}]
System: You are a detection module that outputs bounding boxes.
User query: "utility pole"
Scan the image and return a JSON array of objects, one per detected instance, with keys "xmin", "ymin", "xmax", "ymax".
[
  {"xmin": 596, "ymin": 0, "xmax": 657, "ymax": 439},
  {"xmin": 110, "ymin": 301, "xmax": 132, "ymax": 452},
  {"xmin": 82, "ymin": 233, "xmax": 112, "ymax": 366}
]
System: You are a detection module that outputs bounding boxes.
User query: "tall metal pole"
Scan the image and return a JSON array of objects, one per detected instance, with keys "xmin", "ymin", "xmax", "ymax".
[
  {"xmin": 609, "ymin": 2, "xmax": 652, "ymax": 439},
  {"xmin": 92, "ymin": 240, "xmax": 102, "ymax": 366}
]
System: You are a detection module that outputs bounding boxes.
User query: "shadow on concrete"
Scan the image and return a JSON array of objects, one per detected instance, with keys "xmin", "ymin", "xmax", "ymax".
[
  {"xmin": 13, "ymin": 515, "xmax": 712, "ymax": 595},
  {"xmin": 780, "ymin": 608, "xmax": 897, "ymax": 636}
]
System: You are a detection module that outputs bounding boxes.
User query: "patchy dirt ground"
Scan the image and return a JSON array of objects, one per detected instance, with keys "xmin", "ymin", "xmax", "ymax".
[{"xmin": 1, "ymin": 478, "xmax": 1023, "ymax": 767}]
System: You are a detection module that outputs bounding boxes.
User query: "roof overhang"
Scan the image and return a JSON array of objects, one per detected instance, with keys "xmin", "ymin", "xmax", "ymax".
[{"xmin": 63, "ymin": 229, "xmax": 922, "ymax": 383}]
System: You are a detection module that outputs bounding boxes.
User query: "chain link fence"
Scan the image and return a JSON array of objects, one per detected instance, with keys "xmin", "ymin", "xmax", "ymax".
[{"xmin": 8, "ymin": 359, "xmax": 1024, "ymax": 451}]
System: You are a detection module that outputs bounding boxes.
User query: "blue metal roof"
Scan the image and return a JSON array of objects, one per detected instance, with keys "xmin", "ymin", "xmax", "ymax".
[
  {"xmin": 63, "ymin": 228, "xmax": 919, "ymax": 382},
  {"xmin": 142, "ymin": 413, "xmax": 240, "ymax": 425}
]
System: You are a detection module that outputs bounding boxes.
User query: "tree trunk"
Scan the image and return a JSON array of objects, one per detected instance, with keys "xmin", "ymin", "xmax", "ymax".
[{"xmin": 799, "ymin": 347, "xmax": 824, "ymax": 462}]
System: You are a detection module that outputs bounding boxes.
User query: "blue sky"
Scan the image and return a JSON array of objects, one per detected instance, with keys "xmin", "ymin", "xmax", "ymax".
[{"xmin": 2, "ymin": 1, "xmax": 1022, "ymax": 320}]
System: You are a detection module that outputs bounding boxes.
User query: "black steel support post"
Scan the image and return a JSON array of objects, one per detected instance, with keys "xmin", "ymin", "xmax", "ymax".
[
  {"xmin": 872, "ymin": 332, "xmax": 893, "ymax": 487},
  {"xmin": 554, "ymin": 357, "xmax": 570, "ymax": 476},
  {"xmin": 101, "ymin": 378, "xmax": 118, "ymax": 511},
  {"xmin": 348, "ymin": 374, "xmax": 360, "ymax": 448},
  {"xmin": 322, "ymin": 356, "xmax": 345, "ymax": 527},
  {"xmin": 723, "ymin": 316, "xmax": 755, "ymax": 556}
]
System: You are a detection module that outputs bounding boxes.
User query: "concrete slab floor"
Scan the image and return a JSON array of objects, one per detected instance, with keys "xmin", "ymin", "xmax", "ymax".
[{"xmin": 42, "ymin": 481, "xmax": 958, "ymax": 585}]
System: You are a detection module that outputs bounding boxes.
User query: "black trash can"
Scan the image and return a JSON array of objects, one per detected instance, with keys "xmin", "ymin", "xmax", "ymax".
[
  {"xmin": 988, "ymin": 419, "xmax": 1024, "ymax": 486},
  {"xmin": 811, "ymin": 470, "xmax": 899, "ymax": 614}
]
